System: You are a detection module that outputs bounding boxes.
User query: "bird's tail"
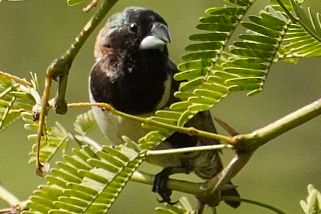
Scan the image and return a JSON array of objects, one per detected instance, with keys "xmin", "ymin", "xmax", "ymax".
[{"xmin": 221, "ymin": 182, "xmax": 241, "ymax": 208}]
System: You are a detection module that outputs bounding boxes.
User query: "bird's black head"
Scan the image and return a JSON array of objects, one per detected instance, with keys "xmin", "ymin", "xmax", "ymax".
[{"xmin": 94, "ymin": 7, "xmax": 171, "ymax": 60}]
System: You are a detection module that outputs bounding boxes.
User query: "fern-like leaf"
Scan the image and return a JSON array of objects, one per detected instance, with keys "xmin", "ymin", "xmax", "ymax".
[
  {"xmin": 290, "ymin": 0, "xmax": 321, "ymax": 40},
  {"xmin": 0, "ymin": 73, "xmax": 36, "ymax": 133},
  {"xmin": 74, "ymin": 110, "xmax": 96, "ymax": 136},
  {"xmin": 223, "ymin": 6, "xmax": 289, "ymax": 95},
  {"xmin": 21, "ymin": 1, "xmax": 321, "ymax": 213},
  {"xmin": 23, "ymin": 139, "xmax": 143, "ymax": 214},
  {"xmin": 24, "ymin": 110, "xmax": 70, "ymax": 164},
  {"xmin": 277, "ymin": 1, "xmax": 321, "ymax": 60},
  {"xmin": 26, "ymin": 110, "xmax": 98, "ymax": 164},
  {"xmin": 268, "ymin": 0, "xmax": 321, "ymax": 61},
  {"xmin": 145, "ymin": 0, "xmax": 255, "ymax": 132}
]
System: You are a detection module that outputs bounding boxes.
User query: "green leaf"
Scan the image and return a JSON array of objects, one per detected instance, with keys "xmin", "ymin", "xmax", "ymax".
[
  {"xmin": 271, "ymin": 0, "xmax": 321, "ymax": 60},
  {"xmin": 21, "ymin": 1, "xmax": 321, "ymax": 213},
  {"xmin": 23, "ymin": 142, "xmax": 143, "ymax": 214},
  {"xmin": 24, "ymin": 111, "xmax": 70, "ymax": 164},
  {"xmin": 0, "ymin": 73, "xmax": 37, "ymax": 133},
  {"xmin": 74, "ymin": 110, "xmax": 96, "ymax": 136}
]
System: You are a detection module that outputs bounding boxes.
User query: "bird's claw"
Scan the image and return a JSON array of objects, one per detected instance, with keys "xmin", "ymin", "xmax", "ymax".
[{"xmin": 152, "ymin": 168, "xmax": 176, "ymax": 204}]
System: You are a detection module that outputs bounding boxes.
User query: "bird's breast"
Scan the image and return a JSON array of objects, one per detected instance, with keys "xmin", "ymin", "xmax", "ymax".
[
  {"xmin": 90, "ymin": 52, "xmax": 171, "ymax": 114},
  {"xmin": 89, "ymin": 90, "xmax": 149, "ymax": 144}
]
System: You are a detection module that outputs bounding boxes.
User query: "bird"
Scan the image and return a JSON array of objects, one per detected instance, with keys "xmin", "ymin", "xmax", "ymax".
[{"xmin": 88, "ymin": 7, "xmax": 240, "ymax": 209}]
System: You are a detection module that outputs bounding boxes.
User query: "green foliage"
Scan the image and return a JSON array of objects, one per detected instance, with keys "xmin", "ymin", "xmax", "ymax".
[
  {"xmin": 1, "ymin": 0, "xmax": 321, "ymax": 213},
  {"xmin": 290, "ymin": 0, "xmax": 321, "ymax": 41},
  {"xmin": 73, "ymin": 110, "xmax": 96, "ymax": 136},
  {"xmin": 24, "ymin": 112, "xmax": 70, "ymax": 164},
  {"xmin": 22, "ymin": 139, "xmax": 143, "ymax": 214},
  {"xmin": 274, "ymin": 0, "xmax": 321, "ymax": 60},
  {"xmin": 26, "ymin": 110, "xmax": 98, "ymax": 164},
  {"xmin": 0, "ymin": 74, "xmax": 36, "ymax": 133}
]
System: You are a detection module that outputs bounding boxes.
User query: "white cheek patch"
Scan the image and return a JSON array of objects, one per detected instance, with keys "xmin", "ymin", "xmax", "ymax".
[{"xmin": 155, "ymin": 74, "xmax": 172, "ymax": 110}]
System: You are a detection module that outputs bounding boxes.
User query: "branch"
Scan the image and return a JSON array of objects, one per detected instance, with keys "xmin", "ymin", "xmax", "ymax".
[
  {"xmin": 132, "ymin": 171, "xmax": 202, "ymax": 196},
  {"xmin": 67, "ymin": 102, "xmax": 233, "ymax": 143},
  {"xmin": 68, "ymin": 97, "xmax": 321, "ymax": 152},
  {"xmin": 147, "ymin": 144, "xmax": 232, "ymax": 156},
  {"xmin": 0, "ymin": 185, "xmax": 28, "ymax": 213},
  {"xmin": 235, "ymin": 97, "xmax": 321, "ymax": 150},
  {"xmin": 202, "ymin": 97, "xmax": 321, "ymax": 207},
  {"xmin": 36, "ymin": 0, "xmax": 118, "ymax": 174},
  {"xmin": 0, "ymin": 185, "xmax": 20, "ymax": 206},
  {"xmin": 68, "ymin": 98, "xmax": 321, "ymax": 210},
  {"xmin": 0, "ymin": 71, "xmax": 32, "ymax": 87},
  {"xmin": 239, "ymin": 198, "xmax": 286, "ymax": 214},
  {"xmin": 131, "ymin": 171, "xmax": 286, "ymax": 214}
]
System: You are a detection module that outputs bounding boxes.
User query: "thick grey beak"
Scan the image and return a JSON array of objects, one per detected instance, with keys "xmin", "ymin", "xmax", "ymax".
[{"xmin": 139, "ymin": 22, "xmax": 170, "ymax": 50}]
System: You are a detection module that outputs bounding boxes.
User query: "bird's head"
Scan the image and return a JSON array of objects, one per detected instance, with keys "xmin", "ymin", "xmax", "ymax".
[{"xmin": 94, "ymin": 7, "xmax": 171, "ymax": 60}]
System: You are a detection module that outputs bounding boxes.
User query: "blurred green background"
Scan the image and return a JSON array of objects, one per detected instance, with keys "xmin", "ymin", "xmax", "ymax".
[{"xmin": 0, "ymin": 0, "xmax": 320, "ymax": 213}]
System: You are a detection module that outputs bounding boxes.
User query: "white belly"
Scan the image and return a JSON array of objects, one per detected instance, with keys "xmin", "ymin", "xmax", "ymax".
[
  {"xmin": 89, "ymin": 90, "xmax": 146, "ymax": 145},
  {"xmin": 91, "ymin": 105, "xmax": 149, "ymax": 145}
]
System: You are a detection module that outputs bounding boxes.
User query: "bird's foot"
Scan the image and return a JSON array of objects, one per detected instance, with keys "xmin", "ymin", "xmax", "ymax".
[{"xmin": 152, "ymin": 166, "xmax": 190, "ymax": 204}]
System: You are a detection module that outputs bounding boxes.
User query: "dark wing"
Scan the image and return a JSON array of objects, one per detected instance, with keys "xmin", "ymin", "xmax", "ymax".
[
  {"xmin": 165, "ymin": 58, "xmax": 223, "ymax": 177},
  {"xmin": 166, "ymin": 59, "xmax": 241, "ymax": 208},
  {"xmin": 166, "ymin": 58, "xmax": 181, "ymax": 105}
]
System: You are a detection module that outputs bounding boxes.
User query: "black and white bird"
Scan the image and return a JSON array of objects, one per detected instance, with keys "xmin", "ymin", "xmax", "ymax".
[{"xmin": 89, "ymin": 7, "xmax": 240, "ymax": 208}]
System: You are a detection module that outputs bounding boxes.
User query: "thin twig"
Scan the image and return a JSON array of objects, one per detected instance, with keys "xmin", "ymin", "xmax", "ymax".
[
  {"xmin": 244, "ymin": 97, "xmax": 321, "ymax": 149},
  {"xmin": 131, "ymin": 171, "xmax": 203, "ymax": 196},
  {"xmin": 0, "ymin": 71, "xmax": 32, "ymax": 87},
  {"xmin": 275, "ymin": 0, "xmax": 298, "ymax": 23},
  {"xmin": 240, "ymin": 198, "xmax": 286, "ymax": 214},
  {"xmin": 147, "ymin": 144, "xmax": 232, "ymax": 156},
  {"xmin": 36, "ymin": 75, "xmax": 52, "ymax": 176},
  {"xmin": 0, "ymin": 185, "xmax": 20, "ymax": 206},
  {"xmin": 132, "ymin": 171, "xmax": 286, "ymax": 213},
  {"xmin": 214, "ymin": 116, "xmax": 239, "ymax": 136},
  {"xmin": 8, "ymin": 109, "xmax": 26, "ymax": 114},
  {"xmin": 0, "ymin": 201, "xmax": 28, "ymax": 214},
  {"xmin": 67, "ymin": 102, "xmax": 234, "ymax": 144},
  {"xmin": 69, "ymin": 133, "xmax": 102, "ymax": 151}
]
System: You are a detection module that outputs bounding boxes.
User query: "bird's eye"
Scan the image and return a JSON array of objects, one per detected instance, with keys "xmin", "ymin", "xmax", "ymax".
[{"xmin": 129, "ymin": 23, "xmax": 138, "ymax": 33}]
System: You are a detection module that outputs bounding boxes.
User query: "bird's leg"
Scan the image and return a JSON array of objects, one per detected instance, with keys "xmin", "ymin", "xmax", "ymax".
[{"xmin": 152, "ymin": 166, "xmax": 191, "ymax": 204}]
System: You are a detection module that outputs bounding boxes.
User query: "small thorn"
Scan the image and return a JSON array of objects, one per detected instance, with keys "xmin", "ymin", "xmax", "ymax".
[{"xmin": 214, "ymin": 116, "xmax": 239, "ymax": 136}]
